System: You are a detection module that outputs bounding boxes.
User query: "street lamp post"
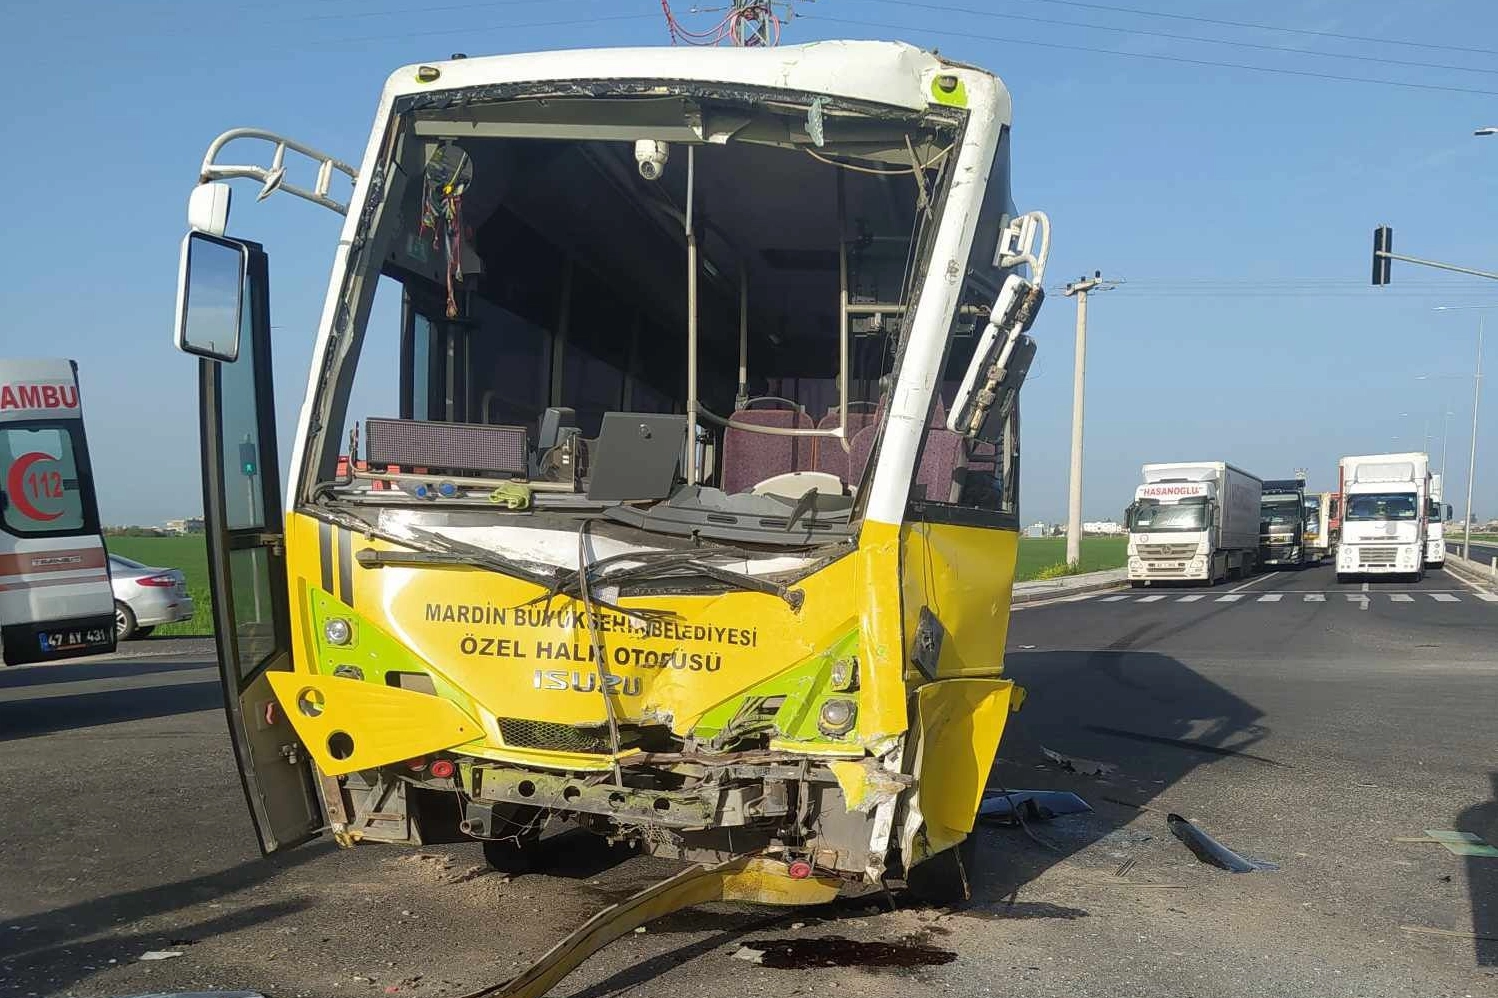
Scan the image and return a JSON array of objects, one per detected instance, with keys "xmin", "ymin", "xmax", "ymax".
[{"xmin": 1429, "ymin": 305, "xmax": 1489, "ymax": 559}]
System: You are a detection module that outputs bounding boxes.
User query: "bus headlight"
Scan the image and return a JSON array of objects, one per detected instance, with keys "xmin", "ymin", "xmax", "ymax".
[
  {"xmin": 817, "ymin": 699, "xmax": 857, "ymax": 736},
  {"xmin": 324, "ymin": 617, "xmax": 353, "ymax": 646}
]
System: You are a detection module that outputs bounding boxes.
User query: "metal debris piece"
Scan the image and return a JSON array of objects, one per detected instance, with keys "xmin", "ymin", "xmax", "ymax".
[
  {"xmin": 136, "ymin": 951, "xmax": 186, "ymax": 962},
  {"xmin": 1399, "ymin": 830, "xmax": 1498, "ymax": 858},
  {"xmin": 1400, "ymin": 925, "xmax": 1498, "ymax": 942},
  {"xmin": 1040, "ymin": 745, "xmax": 1117, "ymax": 778},
  {"xmin": 978, "ymin": 790, "xmax": 1092, "ymax": 822},
  {"xmin": 1166, "ymin": 814, "xmax": 1275, "ymax": 873},
  {"xmin": 115, "ymin": 993, "xmax": 266, "ymax": 998}
]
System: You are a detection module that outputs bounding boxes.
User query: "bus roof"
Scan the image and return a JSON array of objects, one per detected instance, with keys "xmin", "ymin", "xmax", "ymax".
[{"xmin": 382, "ymin": 40, "xmax": 1011, "ymax": 120}]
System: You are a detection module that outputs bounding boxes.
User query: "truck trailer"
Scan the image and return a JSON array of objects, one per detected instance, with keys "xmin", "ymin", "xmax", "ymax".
[
  {"xmin": 1126, "ymin": 462, "xmax": 1262, "ymax": 585},
  {"xmin": 1336, "ymin": 452, "xmax": 1429, "ymax": 581}
]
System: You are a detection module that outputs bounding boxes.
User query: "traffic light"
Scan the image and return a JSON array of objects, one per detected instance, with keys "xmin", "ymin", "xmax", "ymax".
[
  {"xmin": 239, "ymin": 441, "xmax": 258, "ymax": 477},
  {"xmin": 1372, "ymin": 225, "xmax": 1393, "ymax": 285}
]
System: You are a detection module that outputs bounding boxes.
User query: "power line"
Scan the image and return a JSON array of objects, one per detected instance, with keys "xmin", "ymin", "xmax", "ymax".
[
  {"xmin": 1010, "ymin": 0, "xmax": 1498, "ymax": 59},
  {"xmin": 810, "ymin": 15, "xmax": 1498, "ymax": 98},
  {"xmin": 856, "ymin": 0, "xmax": 1498, "ymax": 77},
  {"xmin": 287, "ymin": 0, "xmax": 603, "ymax": 25},
  {"xmin": 293, "ymin": 11, "xmax": 655, "ymax": 48}
]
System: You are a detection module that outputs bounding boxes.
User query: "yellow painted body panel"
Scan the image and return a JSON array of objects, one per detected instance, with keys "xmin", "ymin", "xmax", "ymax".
[
  {"xmin": 276, "ymin": 509, "xmax": 1022, "ymax": 869},
  {"xmin": 267, "ymin": 672, "xmax": 479, "ymax": 776},
  {"xmin": 490, "ymin": 857, "xmax": 838, "ymax": 997},
  {"xmin": 910, "ymin": 677, "xmax": 1015, "ymax": 858},
  {"xmin": 899, "ymin": 521, "xmax": 1018, "ymax": 678},
  {"xmin": 280, "ymin": 511, "xmax": 913, "ymax": 767}
]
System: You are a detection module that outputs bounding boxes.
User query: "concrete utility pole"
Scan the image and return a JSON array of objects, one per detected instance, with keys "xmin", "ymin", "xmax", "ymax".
[{"xmin": 1062, "ymin": 272, "xmax": 1117, "ymax": 566}]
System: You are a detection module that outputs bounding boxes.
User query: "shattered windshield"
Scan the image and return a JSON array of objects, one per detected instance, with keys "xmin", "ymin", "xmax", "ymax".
[{"xmin": 314, "ymin": 90, "xmax": 975, "ymax": 545}]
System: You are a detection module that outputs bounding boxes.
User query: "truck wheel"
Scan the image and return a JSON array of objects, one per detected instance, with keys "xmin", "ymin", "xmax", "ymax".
[
  {"xmin": 1130, "ymin": 581, "xmax": 1145, "ymax": 589},
  {"xmin": 114, "ymin": 601, "xmax": 138, "ymax": 641},
  {"xmin": 1336, "ymin": 573, "xmax": 1350, "ymax": 584}
]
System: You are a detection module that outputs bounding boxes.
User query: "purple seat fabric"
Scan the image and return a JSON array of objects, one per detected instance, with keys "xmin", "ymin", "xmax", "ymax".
[
  {"xmin": 847, "ymin": 423, "xmax": 879, "ymax": 490},
  {"xmin": 916, "ymin": 397, "xmax": 966, "ymax": 503},
  {"xmin": 720, "ymin": 404, "xmax": 813, "ymax": 494},
  {"xmin": 812, "ymin": 405, "xmax": 878, "ymax": 482}
]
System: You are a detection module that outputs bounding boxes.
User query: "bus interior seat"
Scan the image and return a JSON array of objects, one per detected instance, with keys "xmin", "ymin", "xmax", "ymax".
[
  {"xmin": 812, "ymin": 402, "xmax": 879, "ymax": 484},
  {"xmin": 915, "ymin": 396, "xmax": 967, "ymax": 503},
  {"xmin": 720, "ymin": 398, "xmax": 813, "ymax": 495}
]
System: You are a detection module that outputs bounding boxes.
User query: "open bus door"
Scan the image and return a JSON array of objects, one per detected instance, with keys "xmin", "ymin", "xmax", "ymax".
[{"xmin": 179, "ymin": 231, "xmax": 322, "ymax": 853}]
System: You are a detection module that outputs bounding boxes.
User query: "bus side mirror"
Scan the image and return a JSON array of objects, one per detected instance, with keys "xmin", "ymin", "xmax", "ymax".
[
  {"xmin": 1446, "ymin": 504, "xmax": 1454, "ymax": 521},
  {"xmin": 949, "ymin": 274, "xmax": 1043, "ymax": 442},
  {"xmin": 175, "ymin": 231, "xmax": 249, "ymax": 363}
]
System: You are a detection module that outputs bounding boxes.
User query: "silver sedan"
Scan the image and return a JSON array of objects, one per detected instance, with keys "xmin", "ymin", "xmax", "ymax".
[{"xmin": 108, "ymin": 554, "xmax": 195, "ymax": 640}]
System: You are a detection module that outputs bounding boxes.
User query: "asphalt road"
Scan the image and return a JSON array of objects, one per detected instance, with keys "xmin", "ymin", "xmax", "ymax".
[
  {"xmin": 2, "ymin": 564, "xmax": 1496, "ymax": 998},
  {"xmin": 1449, "ymin": 538, "xmax": 1498, "ymax": 567}
]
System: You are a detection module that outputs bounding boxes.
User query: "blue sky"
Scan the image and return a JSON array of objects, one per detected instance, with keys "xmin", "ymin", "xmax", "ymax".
[{"xmin": 5, "ymin": 0, "xmax": 1498, "ymax": 526}]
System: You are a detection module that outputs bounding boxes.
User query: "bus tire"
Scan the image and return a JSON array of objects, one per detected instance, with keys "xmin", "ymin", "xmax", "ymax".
[{"xmin": 114, "ymin": 601, "xmax": 138, "ymax": 641}]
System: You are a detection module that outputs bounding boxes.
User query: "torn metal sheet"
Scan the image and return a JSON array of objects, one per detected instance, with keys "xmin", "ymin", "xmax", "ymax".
[
  {"xmin": 977, "ymin": 790, "xmax": 1092, "ymax": 822},
  {"xmin": 1166, "ymin": 813, "xmax": 1276, "ymax": 873},
  {"xmin": 1414, "ymin": 830, "xmax": 1498, "ymax": 858},
  {"xmin": 827, "ymin": 758, "xmax": 910, "ymax": 813},
  {"xmin": 1040, "ymin": 744, "xmax": 1117, "ymax": 778}
]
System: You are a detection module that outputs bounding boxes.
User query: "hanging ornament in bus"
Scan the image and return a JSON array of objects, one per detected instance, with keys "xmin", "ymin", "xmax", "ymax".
[{"xmin": 420, "ymin": 142, "xmax": 474, "ymax": 318}]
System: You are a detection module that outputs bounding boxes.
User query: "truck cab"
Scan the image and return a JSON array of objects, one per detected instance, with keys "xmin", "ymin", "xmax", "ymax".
[
  {"xmin": 1425, "ymin": 474, "xmax": 1451, "ymax": 569},
  {"xmin": 1336, "ymin": 452, "xmax": 1429, "ymax": 582},
  {"xmin": 1126, "ymin": 462, "xmax": 1261, "ymax": 586},
  {"xmin": 1258, "ymin": 480, "xmax": 1308, "ymax": 569}
]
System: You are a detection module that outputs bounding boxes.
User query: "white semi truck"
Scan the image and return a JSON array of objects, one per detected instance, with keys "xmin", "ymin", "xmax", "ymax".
[
  {"xmin": 1425, "ymin": 473, "xmax": 1451, "ymax": 568},
  {"xmin": 1335, "ymin": 452, "xmax": 1430, "ymax": 581},
  {"xmin": 1126, "ymin": 462, "xmax": 1263, "ymax": 586}
]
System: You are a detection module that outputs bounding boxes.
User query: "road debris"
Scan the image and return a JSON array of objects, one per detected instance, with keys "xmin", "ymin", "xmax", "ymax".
[
  {"xmin": 1400, "ymin": 925, "xmax": 1498, "ymax": 942},
  {"xmin": 731, "ymin": 936, "xmax": 957, "ymax": 970},
  {"xmin": 978, "ymin": 789, "xmax": 1092, "ymax": 822},
  {"xmin": 1040, "ymin": 745, "xmax": 1117, "ymax": 777},
  {"xmin": 114, "ymin": 993, "xmax": 266, "ymax": 997},
  {"xmin": 1394, "ymin": 830, "xmax": 1498, "ymax": 858},
  {"xmin": 137, "ymin": 950, "xmax": 186, "ymax": 961},
  {"xmin": 1166, "ymin": 814, "xmax": 1276, "ymax": 873}
]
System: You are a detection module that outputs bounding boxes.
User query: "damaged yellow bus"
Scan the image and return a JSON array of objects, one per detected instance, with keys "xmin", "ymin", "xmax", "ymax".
[{"xmin": 172, "ymin": 41, "xmax": 1049, "ymax": 915}]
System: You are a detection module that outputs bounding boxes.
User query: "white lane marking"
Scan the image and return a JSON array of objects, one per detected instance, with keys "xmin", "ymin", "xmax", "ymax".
[
  {"xmin": 1389, "ymin": 593, "xmax": 1413, "ymax": 602},
  {"xmin": 1215, "ymin": 594, "xmax": 1244, "ymax": 602},
  {"xmin": 1476, "ymin": 593, "xmax": 1498, "ymax": 602},
  {"xmin": 1304, "ymin": 593, "xmax": 1325, "ymax": 602},
  {"xmin": 1177, "ymin": 595, "xmax": 1205, "ymax": 603},
  {"xmin": 1362, "ymin": 581, "xmax": 1370, "ymax": 593},
  {"xmin": 1430, "ymin": 593, "xmax": 1460, "ymax": 602},
  {"xmin": 1229, "ymin": 572, "xmax": 1278, "ymax": 593},
  {"xmin": 1136, "ymin": 594, "xmax": 1167, "ymax": 603},
  {"xmin": 1099, "ymin": 595, "xmax": 1129, "ymax": 602},
  {"xmin": 1256, "ymin": 593, "xmax": 1283, "ymax": 603}
]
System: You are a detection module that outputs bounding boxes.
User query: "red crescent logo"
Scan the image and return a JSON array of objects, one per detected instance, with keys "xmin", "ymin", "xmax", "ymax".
[{"xmin": 6, "ymin": 451, "xmax": 63, "ymax": 522}]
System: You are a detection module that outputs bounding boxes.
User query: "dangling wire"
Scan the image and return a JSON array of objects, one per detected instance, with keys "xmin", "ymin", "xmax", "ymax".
[
  {"xmin": 659, "ymin": 0, "xmax": 800, "ymax": 46},
  {"xmin": 577, "ymin": 519, "xmax": 625, "ymax": 788}
]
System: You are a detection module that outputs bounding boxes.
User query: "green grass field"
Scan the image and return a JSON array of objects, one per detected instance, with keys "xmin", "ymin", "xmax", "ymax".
[
  {"xmin": 106, "ymin": 535, "xmax": 212, "ymax": 636},
  {"xmin": 1014, "ymin": 536, "xmax": 1127, "ymax": 581},
  {"xmin": 101, "ymin": 532, "xmax": 1125, "ymax": 635}
]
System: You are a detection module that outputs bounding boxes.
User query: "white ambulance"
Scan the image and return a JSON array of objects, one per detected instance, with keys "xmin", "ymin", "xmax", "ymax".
[{"xmin": 0, "ymin": 359, "xmax": 115, "ymax": 664}]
